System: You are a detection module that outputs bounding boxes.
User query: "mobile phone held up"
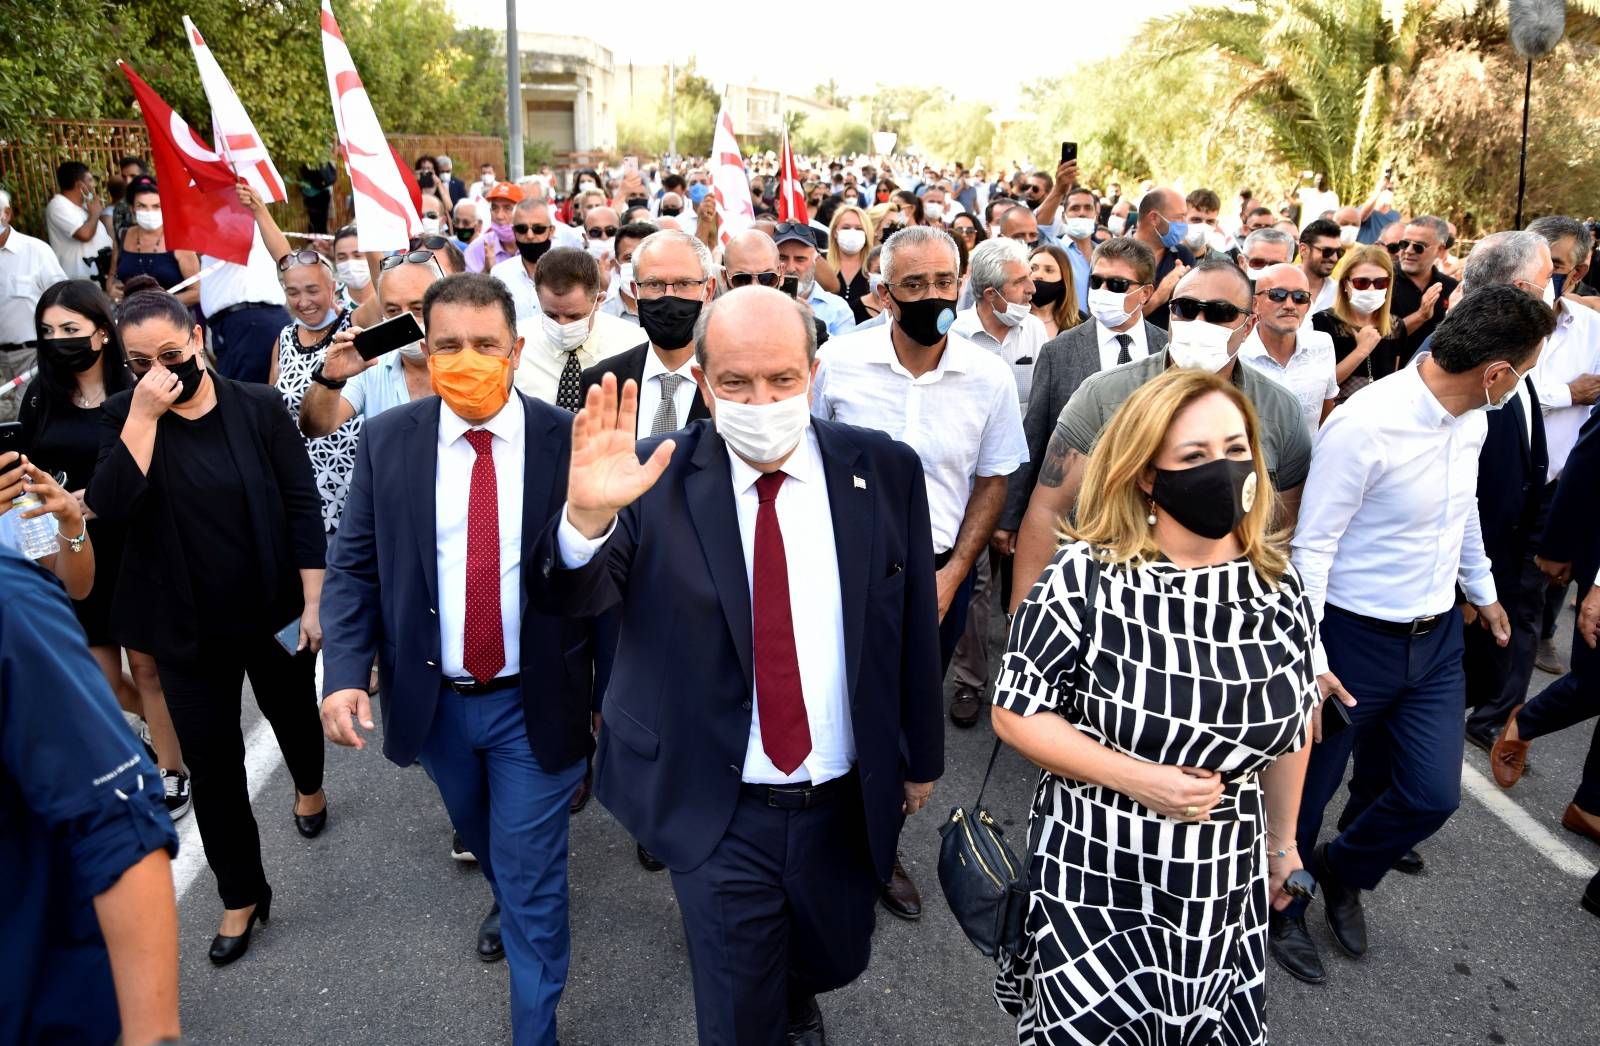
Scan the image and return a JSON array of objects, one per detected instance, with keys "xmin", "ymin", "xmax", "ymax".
[
  {"xmin": 353, "ymin": 312, "xmax": 424, "ymax": 362},
  {"xmin": 1060, "ymin": 141, "xmax": 1078, "ymax": 166},
  {"xmin": 780, "ymin": 274, "xmax": 800, "ymax": 299},
  {"xmin": 0, "ymin": 421, "xmax": 24, "ymax": 462}
]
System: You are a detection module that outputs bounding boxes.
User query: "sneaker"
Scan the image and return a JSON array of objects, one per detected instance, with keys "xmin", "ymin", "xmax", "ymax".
[
  {"xmin": 451, "ymin": 831, "xmax": 476, "ymax": 863},
  {"xmin": 1536, "ymin": 638, "xmax": 1567, "ymax": 675},
  {"xmin": 162, "ymin": 769, "xmax": 192, "ymax": 821}
]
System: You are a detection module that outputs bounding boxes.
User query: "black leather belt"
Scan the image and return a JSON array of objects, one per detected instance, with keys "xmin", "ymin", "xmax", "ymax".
[
  {"xmin": 445, "ymin": 672, "xmax": 521, "ymax": 696},
  {"xmin": 1328, "ymin": 603, "xmax": 1446, "ymax": 636},
  {"xmin": 741, "ymin": 768, "xmax": 857, "ymax": 809},
  {"xmin": 209, "ymin": 301, "xmax": 280, "ymax": 323},
  {"xmin": 934, "ymin": 549, "xmax": 954, "ymax": 570}
]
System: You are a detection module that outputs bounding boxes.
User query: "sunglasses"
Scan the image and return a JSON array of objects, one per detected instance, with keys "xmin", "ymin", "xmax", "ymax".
[
  {"xmin": 1258, "ymin": 287, "xmax": 1312, "ymax": 305},
  {"xmin": 728, "ymin": 271, "xmax": 781, "ymax": 288},
  {"xmin": 1347, "ymin": 275, "xmax": 1392, "ymax": 290},
  {"xmin": 952, "ymin": 226, "xmax": 978, "ymax": 240},
  {"xmin": 124, "ymin": 346, "xmax": 190, "ymax": 374},
  {"xmin": 1169, "ymin": 297, "xmax": 1247, "ymax": 323},
  {"xmin": 379, "ymin": 249, "xmax": 445, "ymax": 273},
  {"xmin": 408, "ymin": 234, "xmax": 451, "ymax": 251},
  {"xmin": 277, "ymin": 248, "xmax": 331, "ymax": 273},
  {"xmin": 1088, "ymin": 274, "xmax": 1145, "ymax": 293},
  {"xmin": 586, "ymin": 225, "xmax": 618, "ymax": 239},
  {"xmin": 514, "ymin": 223, "xmax": 550, "ymax": 236},
  {"xmin": 1306, "ymin": 244, "xmax": 1345, "ymax": 260},
  {"xmin": 1393, "ymin": 239, "xmax": 1432, "ymax": 254}
]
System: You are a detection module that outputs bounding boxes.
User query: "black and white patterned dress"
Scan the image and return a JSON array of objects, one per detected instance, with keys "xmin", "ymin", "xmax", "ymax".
[
  {"xmin": 275, "ymin": 313, "xmax": 362, "ymax": 534},
  {"xmin": 993, "ymin": 541, "xmax": 1318, "ymax": 1046}
]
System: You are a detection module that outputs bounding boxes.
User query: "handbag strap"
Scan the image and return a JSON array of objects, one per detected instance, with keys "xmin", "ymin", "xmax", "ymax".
[{"xmin": 974, "ymin": 551, "xmax": 1104, "ymax": 811}]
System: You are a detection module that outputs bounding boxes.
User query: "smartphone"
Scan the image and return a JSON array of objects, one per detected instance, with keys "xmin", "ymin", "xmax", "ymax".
[
  {"xmin": 1060, "ymin": 141, "xmax": 1078, "ymax": 166},
  {"xmin": 1284, "ymin": 869, "xmax": 1318, "ymax": 903},
  {"xmin": 1322, "ymin": 696, "xmax": 1352, "ymax": 738},
  {"xmin": 0, "ymin": 421, "xmax": 23, "ymax": 462},
  {"xmin": 780, "ymin": 274, "xmax": 800, "ymax": 298},
  {"xmin": 354, "ymin": 312, "xmax": 424, "ymax": 361}
]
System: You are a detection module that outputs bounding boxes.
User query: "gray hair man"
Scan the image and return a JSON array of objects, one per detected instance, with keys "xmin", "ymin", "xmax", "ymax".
[{"xmin": 1241, "ymin": 228, "xmax": 1297, "ymax": 284}]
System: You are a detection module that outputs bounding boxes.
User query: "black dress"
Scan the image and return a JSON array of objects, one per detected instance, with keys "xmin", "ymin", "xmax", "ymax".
[
  {"xmin": 838, "ymin": 266, "xmax": 873, "ymax": 325},
  {"xmin": 1310, "ymin": 311, "xmax": 1404, "ymax": 403}
]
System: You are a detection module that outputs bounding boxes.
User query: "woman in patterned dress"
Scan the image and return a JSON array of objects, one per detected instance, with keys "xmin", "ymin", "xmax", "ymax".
[{"xmin": 992, "ymin": 367, "xmax": 1320, "ymax": 1045}]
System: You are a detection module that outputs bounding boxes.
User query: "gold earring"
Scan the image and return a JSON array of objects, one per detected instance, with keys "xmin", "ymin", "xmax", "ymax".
[{"xmin": 1146, "ymin": 498, "xmax": 1158, "ymax": 526}]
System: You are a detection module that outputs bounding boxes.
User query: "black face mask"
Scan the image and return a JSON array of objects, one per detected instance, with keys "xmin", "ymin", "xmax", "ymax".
[
  {"xmin": 517, "ymin": 238, "xmax": 552, "ymax": 264},
  {"xmin": 164, "ymin": 353, "xmax": 206, "ymax": 404},
  {"xmin": 1030, "ymin": 280, "xmax": 1066, "ymax": 309},
  {"xmin": 889, "ymin": 293, "xmax": 958, "ymax": 347},
  {"xmin": 454, "ymin": 225, "xmax": 477, "ymax": 241},
  {"xmin": 638, "ymin": 295, "xmax": 702, "ymax": 350},
  {"xmin": 40, "ymin": 335, "xmax": 101, "ymax": 372},
  {"xmin": 417, "ymin": 172, "xmax": 435, "ymax": 189},
  {"xmin": 626, "ymin": 196, "xmax": 649, "ymax": 210},
  {"xmin": 1150, "ymin": 457, "xmax": 1258, "ymax": 540},
  {"xmin": 660, "ymin": 206, "xmax": 682, "ymax": 216}
]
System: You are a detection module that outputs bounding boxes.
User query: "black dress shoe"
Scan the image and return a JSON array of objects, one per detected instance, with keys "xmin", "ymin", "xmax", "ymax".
[
  {"xmin": 1267, "ymin": 909, "xmax": 1325, "ymax": 984},
  {"xmin": 477, "ymin": 902, "xmax": 504, "ymax": 962},
  {"xmin": 636, "ymin": 843, "xmax": 666, "ymax": 872},
  {"xmin": 294, "ymin": 793, "xmax": 328, "ymax": 839},
  {"xmin": 209, "ymin": 886, "xmax": 271, "ymax": 967},
  {"xmin": 1583, "ymin": 869, "xmax": 1600, "ymax": 918},
  {"xmin": 880, "ymin": 851, "xmax": 922, "ymax": 920},
  {"xmin": 1392, "ymin": 848, "xmax": 1425, "ymax": 875},
  {"xmin": 1465, "ymin": 727, "xmax": 1499, "ymax": 754},
  {"xmin": 949, "ymin": 686, "xmax": 981, "ymax": 728},
  {"xmin": 570, "ymin": 765, "xmax": 592, "ymax": 815},
  {"xmin": 786, "ymin": 993, "xmax": 826, "ymax": 1046},
  {"xmin": 1314, "ymin": 843, "xmax": 1368, "ymax": 958}
]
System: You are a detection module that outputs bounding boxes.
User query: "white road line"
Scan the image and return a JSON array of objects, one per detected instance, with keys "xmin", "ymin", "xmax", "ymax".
[
  {"xmin": 171, "ymin": 716, "xmax": 285, "ymax": 900},
  {"xmin": 1461, "ymin": 761, "xmax": 1597, "ymax": 878}
]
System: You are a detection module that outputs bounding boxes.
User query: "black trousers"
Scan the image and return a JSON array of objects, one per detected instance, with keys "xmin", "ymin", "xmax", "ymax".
[
  {"xmin": 157, "ymin": 631, "xmax": 323, "ymax": 909},
  {"xmin": 670, "ymin": 774, "xmax": 880, "ymax": 1046},
  {"xmin": 1518, "ymin": 576, "xmax": 1600, "ymax": 811},
  {"xmin": 1465, "ymin": 557, "xmax": 1547, "ymax": 737}
]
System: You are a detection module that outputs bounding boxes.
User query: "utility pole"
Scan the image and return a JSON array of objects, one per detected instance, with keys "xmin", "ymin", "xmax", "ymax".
[
  {"xmin": 668, "ymin": 59, "xmax": 677, "ymax": 159},
  {"xmin": 506, "ymin": 0, "xmax": 523, "ymax": 179}
]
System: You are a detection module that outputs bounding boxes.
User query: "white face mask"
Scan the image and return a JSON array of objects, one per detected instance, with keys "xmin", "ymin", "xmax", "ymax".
[
  {"xmin": 989, "ymin": 291, "xmax": 1031, "ymax": 327},
  {"xmin": 542, "ymin": 308, "xmax": 592, "ymax": 352},
  {"xmin": 1338, "ymin": 224, "xmax": 1360, "ymax": 246},
  {"xmin": 1087, "ymin": 287, "xmax": 1136, "ymax": 328},
  {"xmin": 586, "ymin": 239, "xmax": 609, "ymax": 262},
  {"xmin": 617, "ymin": 262, "xmax": 635, "ymax": 297},
  {"xmin": 1064, "ymin": 217, "xmax": 1096, "ymax": 241},
  {"xmin": 135, "ymin": 209, "xmax": 163, "ymax": 231},
  {"xmin": 336, "ymin": 260, "xmax": 370, "ymax": 290},
  {"xmin": 924, "ymin": 201, "xmax": 944, "ymax": 223},
  {"xmin": 400, "ymin": 341, "xmax": 427, "ymax": 362},
  {"xmin": 1540, "ymin": 278, "xmax": 1556, "ymax": 307},
  {"xmin": 868, "ymin": 273, "xmax": 884, "ymax": 297},
  {"xmin": 421, "ymin": 216, "xmax": 441, "ymax": 235},
  {"xmin": 1348, "ymin": 287, "xmax": 1387, "ymax": 314},
  {"xmin": 1184, "ymin": 224, "xmax": 1209, "ymax": 251},
  {"xmin": 711, "ymin": 384, "xmax": 813, "ymax": 463},
  {"xmin": 1167, "ymin": 317, "xmax": 1242, "ymax": 373},
  {"xmin": 835, "ymin": 228, "xmax": 867, "ymax": 255},
  {"xmin": 481, "ymin": 173, "xmax": 496, "ymax": 186},
  {"xmin": 1106, "ymin": 215, "xmax": 1126, "ymax": 235}
]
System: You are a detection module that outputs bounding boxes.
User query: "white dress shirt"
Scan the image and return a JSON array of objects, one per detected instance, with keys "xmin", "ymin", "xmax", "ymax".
[
  {"xmin": 1291, "ymin": 365, "xmax": 1495, "ymax": 675},
  {"xmin": 1306, "ymin": 276, "xmax": 1338, "ymax": 317},
  {"xmin": 635, "ymin": 346, "xmax": 699, "ymax": 437},
  {"xmin": 1237, "ymin": 327, "xmax": 1339, "ymax": 437},
  {"xmin": 45, "ymin": 194, "xmax": 112, "ymax": 279},
  {"xmin": 513, "ymin": 311, "xmax": 641, "ymax": 404},
  {"xmin": 0, "ymin": 230, "xmax": 66, "ymax": 345},
  {"xmin": 1095, "ymin": 318, "xmax": 1151, "ymax": 371},
  {"xmin": 436, "ymin": 394, "xmax": 525, "ymax": 680},
  {"xmin": 599, "ymin": 292, "xmax": 640, "ymax": 326},
  {"xmin": 200, "ymin": 229, "xmax": 286, "ymax": 314},
  {"xmin": 1532, "ymin": 301, "xmax": 1600, "ymax": 480},
  {"xmin": 556, "ymin": 426, "xmax": 854, "ymax": 785},
  {"xmin": 812, "ymin": 323, "xmax": 1027, "ymax": 554},
  {"xmin": 951, "ymin": 307, "xmax": 1048, "ymax": 413},
  {"xmin": 489, "ymin": 254, "xmax": 539, "ymax": 327}
]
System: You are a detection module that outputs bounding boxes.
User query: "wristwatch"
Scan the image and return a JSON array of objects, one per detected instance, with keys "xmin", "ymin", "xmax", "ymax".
[
  {"xmin": 60, "ymin": 526, "xmax": 88, "ymax": 553},
  {"xmin": 310, "ymin": 363, "xmax": 347, "ymax": 390}
]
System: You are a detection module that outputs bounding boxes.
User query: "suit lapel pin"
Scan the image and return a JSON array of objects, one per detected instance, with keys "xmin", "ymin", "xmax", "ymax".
[{"xmin": 853, "ymin": 475, "xmax": 867, "ymax": 490}]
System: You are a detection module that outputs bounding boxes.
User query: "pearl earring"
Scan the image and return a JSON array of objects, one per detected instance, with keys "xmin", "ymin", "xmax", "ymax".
[{"xmin": 1146, "ymin": 499, "xmax": 1158, "ymax": 526}]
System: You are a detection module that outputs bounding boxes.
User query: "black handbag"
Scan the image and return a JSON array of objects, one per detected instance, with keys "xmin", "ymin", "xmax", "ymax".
[{"xmin": 937, "ymin": 556, "xmax": 1101, "ymax": 962}]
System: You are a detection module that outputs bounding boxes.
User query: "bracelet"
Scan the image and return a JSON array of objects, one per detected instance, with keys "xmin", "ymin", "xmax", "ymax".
[
  {"xmin": 1270, "ymin": 841, "xmax": 1298, "ymax": 858},
  {"xmin": 59, "ymin": 526, "xmax": 88, "ymax": 553},
  {"xmin": 310, "ymin": 363, "xmax": 347, "ymax": 390}
]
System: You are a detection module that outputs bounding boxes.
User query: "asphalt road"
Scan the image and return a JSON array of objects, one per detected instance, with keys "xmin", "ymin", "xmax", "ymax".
[{"xmin": 173, "ymin": 603, "xmax": 1600, "ymax": 1046}]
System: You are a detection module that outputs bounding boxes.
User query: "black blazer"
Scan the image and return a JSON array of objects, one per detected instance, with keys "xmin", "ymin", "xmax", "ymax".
[
  {"xmin": 1476, "ymin": 376, "xmax": 1548, "ymax": 599},
  {"xmin": 529, "ymin": 419, "xmax": 945, "ymax": 882},
  {"xmin": 319, "ymin": 393, "xmax": 596, "ymax": 772},
  {"xmin": 1541, "ymin": 403, "xmax": 1600, "ymax": 594},
  {"xmin": 579, "ymin": 343, "xmax": 710, "ymax": 426},
  {"xmin": 89, "ymin": 377, "xmax": 325, "ymax": 662}
]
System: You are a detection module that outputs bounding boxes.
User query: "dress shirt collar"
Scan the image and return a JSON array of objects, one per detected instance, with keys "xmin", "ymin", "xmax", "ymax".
[
  {"xmin": 726, "ymin": 422, "xmax": 823, "ymax": 497},
  {"xmin": 1236, "ymin": 328, "xmax": 1305, "ymax": 368},
  {"xmin": 642, "ymin": 344, "xmax": 697, "ymax": 382},
  {"xmin": 863, "ymin": 323, "xmax": 973, "ymax": 381},
  {"xmin": 0, "ymin": 232, "xmax": 19, "ymax": 254},
  {"xmin": 951, "ymin": 307, "xmax": 1008, "ymax": 349},
  {"xmin": 438, "ymin": 387, "xmax": 525, "ymax": 448},
  {"xmin": 1096, "ymin": 318, "xmax": 1145, "ymax": 354},
  {"xmin": 1396, "ymin": 362, "xmax": 1456, "ymax": 430}
]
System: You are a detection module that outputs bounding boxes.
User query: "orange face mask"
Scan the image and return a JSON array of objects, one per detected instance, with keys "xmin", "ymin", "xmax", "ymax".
[{"xmin": 429, "ymin": 349, "xmax": 513, "ymax": 420}]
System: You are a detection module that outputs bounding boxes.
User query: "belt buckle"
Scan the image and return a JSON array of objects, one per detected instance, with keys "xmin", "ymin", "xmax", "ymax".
[{"xmin": 1411, "ymin": 615, "xmax": 1437, "ymax": 635}]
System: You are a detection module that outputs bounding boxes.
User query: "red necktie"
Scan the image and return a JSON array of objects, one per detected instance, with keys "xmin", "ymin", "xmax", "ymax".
[
  {"xmin": 462, "ymin": 430, "xmax": 505, "ymax": 683},
  {"xmin": 752, "ymin": 471, "xmax": 811, "ymax": 774}
]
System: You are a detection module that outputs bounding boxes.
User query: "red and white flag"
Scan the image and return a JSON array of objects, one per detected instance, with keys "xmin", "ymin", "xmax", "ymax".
[
  {"xmin": 320, "ymin": 0, "xmax": 419, "ymax": 251},
  {"xmin": 776, "ymin": 127, "xmax": 809, "ymax": 226},
  {"xmin": 118, "ymin": 61, "xmax": 254, "ymax": 265},
  {"xmin": 710, "ymin": 104, "xmax": 754, "ymax": 247},
  {"xmin": 184, "ymin": 16, "xmax": 286, "ymax": 203}
]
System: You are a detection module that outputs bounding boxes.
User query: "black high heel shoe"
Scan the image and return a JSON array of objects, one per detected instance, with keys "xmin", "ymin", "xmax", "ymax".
[
  {"xmin": 294, "ymin": 790, "xmax": 328, "ymax": 839},
  {"xmin": 209, "ymin": 885, "xmax": 271, "ymax": 967}
]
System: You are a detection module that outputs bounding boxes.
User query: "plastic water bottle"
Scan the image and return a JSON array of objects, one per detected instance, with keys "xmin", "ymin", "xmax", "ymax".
[{"xmin": 11, "ymin": 494, "xmax": 57, "ymax": 561}]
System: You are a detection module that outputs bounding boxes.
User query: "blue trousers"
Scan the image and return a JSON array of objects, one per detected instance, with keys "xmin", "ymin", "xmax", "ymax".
[
  {"xmin": 937, "ymin": 564, "xmax": 978, "ymax": 675},
  {"xmin": 670, "ymin": 776, "xmax": 880, "ymax": 1046},
  {"xmin": 419, "ymin": 685, "xmax": 585, "ymax": 1046},
  {"xmin": 211, "ymin": 304, "xmax": 291, "ymax": 384},
  {"xmin": 1516, "ymin": 577, "xmax": 1600, "ymax": 811},
  {"xmin": 1295, "ymin": 606, "xmax": 1465, "ymax": 896}
]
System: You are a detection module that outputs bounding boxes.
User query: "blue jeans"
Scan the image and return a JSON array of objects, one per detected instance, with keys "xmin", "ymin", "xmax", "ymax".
[{"xmin": 419, "ymin": 685, "xmax": 585, "ymax": 1046}]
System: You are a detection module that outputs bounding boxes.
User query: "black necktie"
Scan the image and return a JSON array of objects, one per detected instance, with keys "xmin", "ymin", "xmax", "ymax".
[
  {"xmin": 556, "ymin": 351, "xmax": 582, "ymax": 412},
  {"xmin": 1115, "ymin": 333, "xmax": 1133, "ymax": 366}
]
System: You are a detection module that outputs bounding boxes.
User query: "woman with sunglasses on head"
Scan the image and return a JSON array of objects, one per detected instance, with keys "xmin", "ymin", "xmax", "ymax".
[
  {"xmin": 949, "ymin": 210, "xmax": 986, "ymax": 254},
  {"xmin": 1027, "ymin": 243, "xmax": 1082, "ymax": 338},
  {"xmin": 869, "ymin": 201, "xmax": 906, "ymax": 246},
  {"xmin": 1312, "ymin": 244, "xmax": 1404, "ymax": 402},
  {"xmin": 827, "ymin": 204, "xmax": 876, "ymax": 324},
  {"xmin": 108, "ymin": 178, "xmax": 199, "ymax": 306},
  {"xmin": 91, "ymin": 287, "xmax": 329, "ymax": 967}
]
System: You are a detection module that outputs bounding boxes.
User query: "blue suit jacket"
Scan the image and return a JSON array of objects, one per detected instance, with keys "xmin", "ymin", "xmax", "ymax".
[
  {"xmin": 1476, "ymin": 375, "xmax": 1548, "ymax": 598},
  {"xmin": 1542, "ymin": 403, "xmax": 1600, "ymax": 592},
  {"xmin": 321, "ymin": 393, "xmax": 597, "ymax": 772},
  {"xmin": 530, "ymin": 418, "xmax": 945, "ymax": 881}
]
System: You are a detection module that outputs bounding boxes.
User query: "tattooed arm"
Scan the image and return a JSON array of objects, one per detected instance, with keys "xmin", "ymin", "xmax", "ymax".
[{"xmin": 1010, "ymin": 430, "xmax": 1087, "ymax": 613}]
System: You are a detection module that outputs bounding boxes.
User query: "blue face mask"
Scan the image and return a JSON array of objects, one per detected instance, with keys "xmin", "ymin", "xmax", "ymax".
[
  {"xmin": 1553, "ymin": 272, "xmax": 1569, "ymax": 298},
  {"xmin": 1159, "ymin": 218, "xmax": 1189, "ymax": 250}
]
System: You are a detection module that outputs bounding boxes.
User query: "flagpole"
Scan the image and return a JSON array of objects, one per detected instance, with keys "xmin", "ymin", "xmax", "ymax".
[
  {"xmin": 668, "ymin": 59, "xmax": 677, "ymax": 160},
  {"xmin": 506, "ymin": 0, "xmax": 523, "ymax": 180}
]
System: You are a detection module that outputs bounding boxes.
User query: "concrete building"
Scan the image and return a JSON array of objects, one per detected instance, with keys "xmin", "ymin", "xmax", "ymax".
[{"xmin": 513, "ymin": 32, "xmax": 619, "ymax": 153}]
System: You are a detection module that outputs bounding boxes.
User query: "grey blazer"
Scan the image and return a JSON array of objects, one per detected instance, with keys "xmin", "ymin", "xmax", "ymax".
[{"xmin": 1000, "ymin": 318, "xmax": 1169, "ymax": 530}]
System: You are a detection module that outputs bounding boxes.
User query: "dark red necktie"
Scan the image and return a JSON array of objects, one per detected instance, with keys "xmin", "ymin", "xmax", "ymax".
[
  {"xmin": 752, "ymin": 471, "xmax": 811, "ymax": 773},
  {"xmin": 462, "ymin": 430, "xmax": 505, "ymax": 683}
]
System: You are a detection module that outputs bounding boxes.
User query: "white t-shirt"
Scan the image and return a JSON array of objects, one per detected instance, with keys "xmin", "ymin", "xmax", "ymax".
[{"xmin": 45, "ymin": 195, "xmax": 112, "ymax": 280}]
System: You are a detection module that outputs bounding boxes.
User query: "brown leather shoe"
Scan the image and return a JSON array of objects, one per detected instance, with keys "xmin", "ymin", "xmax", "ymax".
[
  {"xmin": 569, "ymin": 765, "xmax": 592, "ymax": 815},
  {"xmin": 949, "ymin": 686, "xmax": 982, "ymax": 728},
  {"xmin": 880, "ymin": 851, "xmax": 922, "ymax": 920},
  {"xmin": 1562, "ymin": 804, "xmax": 1600, "ymax": 846},
  {"xmin": 1490, "ymin": 704, "xmax": 1529, "ymax": 789}
]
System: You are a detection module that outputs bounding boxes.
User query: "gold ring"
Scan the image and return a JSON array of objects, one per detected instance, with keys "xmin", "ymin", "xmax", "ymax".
[{"xmin": 1184, "ymin": 805, "xmax": 1198, "ymax": 818}]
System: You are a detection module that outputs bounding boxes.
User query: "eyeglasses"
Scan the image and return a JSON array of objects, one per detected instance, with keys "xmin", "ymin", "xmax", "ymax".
[
  {"xmin": 884, "ymin": 276, "xmax": 959, "ymax": 298},
  {"xmin": 1257, "ymin": 287, "xmax": 1312, "ymax": 305},
  {"xmin": 952, "ymin": 226, "xmax": 978, "ymax": 241},
  {"xmin": 635, "ymin": 277, "xmax": 709, "ymax": 298},
  {"xmin": 1305, "ymin": 244, "xmax": 1345, "ymax": 261},
  {"xmin": 727, "ymin": 271, "xmax": 780, "ymax": 288},
  {"xmin": 408, "ymin": 234, "xmax": 451, "ymax": 251},
  {"xmin": 277, "ymin": 249, "xmax": 331, "ymax": 273},
  {"xmin": 1088, "ymin": 274, "xmax": 1145, "ymax": 293},
  {"xmin": 1393, "ymin": 239, "xmax": 1432, "ymax": 254},
  {"xmin": 1169, "ymin": 297, "xmax": 1247, "ymax": 323},
  {"xmin": 379, "ymin": 250, "xmax": 445, "ymax": 275},
  {"xmin": 1347, "ymin": 275, "xmax": 1392, "ymax": 291},
  {"xmin": 124, "ymin": 346, "xmax": 190, "ymax": 374},
  {"xmin": 514, "ymin": 223, "xmax": 550, "ymax": 236},
  {"xmin": 586, "ymin": 225, "xmax": 618, "ymax": 239},
  {"xmin": 421, "ymin": 210, "xmax": 441, "ymax": 220}
]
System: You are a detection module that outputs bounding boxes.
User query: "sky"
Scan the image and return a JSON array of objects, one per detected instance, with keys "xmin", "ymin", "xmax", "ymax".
[{"xmin": 450, "ymin": 0, "xmax": 1200, "ymax": 104}]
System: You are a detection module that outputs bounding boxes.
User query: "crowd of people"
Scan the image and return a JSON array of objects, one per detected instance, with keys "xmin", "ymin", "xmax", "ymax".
[{"xmin": 3, "ymin": 143, "xmax": 1599, "ymax": 1046}]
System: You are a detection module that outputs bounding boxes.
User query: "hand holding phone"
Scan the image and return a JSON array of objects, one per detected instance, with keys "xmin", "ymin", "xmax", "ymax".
[
  {"xmin": 1060, "ymin": 141, "xmax": 1078, "ymax": 166},
  {"xmin": 353, "ymin": 312, "xmax": 425, "ymax": 362}
]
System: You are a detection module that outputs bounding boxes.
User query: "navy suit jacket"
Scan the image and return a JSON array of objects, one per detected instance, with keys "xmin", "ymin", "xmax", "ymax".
[
  {"xmin": 579, "ymin": 343, "xmax": 711, "ymax": 426},
  {"xmin": 321, "ymin": 393, "xmax": 597, "ymax": 772},
  {"xmin": 529, "ymin": 418, "xmax": 945, "ymax": 881},
  {"xmin": 1476, "ymin": 376, "xmax": 1548, "ymax": 598},
  {"xmin": 1542, "ymin": 403, "xmax": 1600, "ymax": 593}
]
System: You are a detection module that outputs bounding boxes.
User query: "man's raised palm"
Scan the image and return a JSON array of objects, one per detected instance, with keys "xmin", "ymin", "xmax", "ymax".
[{"xmin": 567, "ymin": 374, "xmax": 675, "ymax": 537}]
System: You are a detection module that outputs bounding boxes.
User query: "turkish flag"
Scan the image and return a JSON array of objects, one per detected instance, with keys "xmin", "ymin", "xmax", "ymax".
[
  {"xmin": 119, "ymin": 61, "xmax": 254, "ymax": 265},
  {"xmin": 777, "ymin": 130, "xmax": 810, "ymax": 226}
]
